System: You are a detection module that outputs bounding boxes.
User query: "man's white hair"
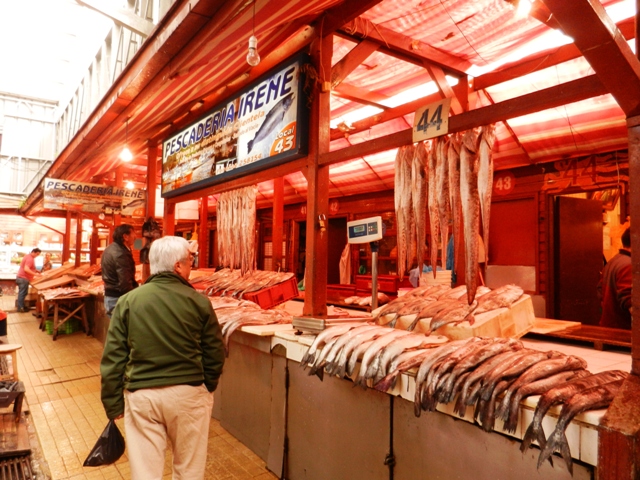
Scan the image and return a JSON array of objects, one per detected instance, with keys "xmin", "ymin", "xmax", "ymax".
[{"xmin": 149, "ymin": 236, "xmax": 190, "ymax": 275}]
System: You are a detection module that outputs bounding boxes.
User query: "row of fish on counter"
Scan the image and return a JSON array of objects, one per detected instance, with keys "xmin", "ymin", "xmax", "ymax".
[
  {"xmin": 395, "ymin": 126, "xmax": 495, "ymax": 306},
  {"xmin": 209, "ymin": 295, "xmax": 292, "ymax": 356},
  {"xmin": 191, "ymin": 268, "xmax": 296, "ymax": 298},
  {"xmin": 372, "ymin": 282, "xmax": 523, "ymax": 333},
  {"xmin": 300, "ymin": 325, "xmax": 626, "ymax": 474}
]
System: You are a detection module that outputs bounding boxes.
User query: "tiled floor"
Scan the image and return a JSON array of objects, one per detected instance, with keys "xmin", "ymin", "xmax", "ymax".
[{"xmin": 0, "ymin": 294, "xmax": 277, "ymax": 480}]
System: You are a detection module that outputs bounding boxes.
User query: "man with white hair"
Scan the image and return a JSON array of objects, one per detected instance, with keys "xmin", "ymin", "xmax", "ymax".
[{"xmin": 100, "ymin": 236, "xmax": 225, "ymax": 479}]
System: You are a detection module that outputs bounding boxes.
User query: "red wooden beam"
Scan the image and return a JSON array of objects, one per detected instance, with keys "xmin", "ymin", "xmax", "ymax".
[
  {"xmin": 542, "ymin": 0, "xmax": 640, "ymax": 117},
  {"xmin": 321, "ymin": 74, "xmax": 606, "ymax": 166}
]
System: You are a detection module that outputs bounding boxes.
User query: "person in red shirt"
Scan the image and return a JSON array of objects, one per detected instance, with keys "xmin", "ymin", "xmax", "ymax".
[
  {"xmin": 598, "ymin": 228, "xmax": 632, "ymax": 329},
  {"xmin": 16, "ymin": 248, "xmax": 42, "ymax": 312}
]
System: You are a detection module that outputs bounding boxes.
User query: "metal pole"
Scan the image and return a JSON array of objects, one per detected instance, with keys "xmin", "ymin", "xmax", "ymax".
[{"xmin": 371, "ymin": 241, "xmax": 379, "ymax": 310}]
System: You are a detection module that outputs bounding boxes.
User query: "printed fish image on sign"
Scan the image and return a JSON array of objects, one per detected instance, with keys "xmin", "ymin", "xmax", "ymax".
[{"xmin": 161, "ymin": 54, "xmax": 310, "ymax": 198}]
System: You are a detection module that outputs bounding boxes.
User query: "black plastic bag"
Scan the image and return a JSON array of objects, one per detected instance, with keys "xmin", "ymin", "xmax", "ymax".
[{"xmin": 83, "ymin": 419, "xmax": 126, "ymax": 466}]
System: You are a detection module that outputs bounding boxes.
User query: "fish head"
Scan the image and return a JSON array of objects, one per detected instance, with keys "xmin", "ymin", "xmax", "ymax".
[{"xmin": 282, "ymin": 93, "xmax": 295, "ymax": 111}]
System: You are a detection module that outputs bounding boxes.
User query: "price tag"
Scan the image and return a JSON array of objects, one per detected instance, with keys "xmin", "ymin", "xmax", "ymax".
[{"xmin": 412, "ymin": 98, "xmax": 451, "ymax": 142}]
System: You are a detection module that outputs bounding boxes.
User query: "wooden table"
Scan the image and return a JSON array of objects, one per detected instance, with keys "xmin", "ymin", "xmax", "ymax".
[
  {"xmin": 39, "ymin": 292, "xmax": 91, "ymax": 340},
  {"xmin": 528, "ymin": 318, "xmax": 631, "ymax": 350}
]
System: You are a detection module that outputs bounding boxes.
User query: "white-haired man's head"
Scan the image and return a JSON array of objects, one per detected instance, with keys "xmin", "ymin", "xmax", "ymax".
[{"xmin": 149, "ymin": 236, "xmax": 192, "ymax": 279}]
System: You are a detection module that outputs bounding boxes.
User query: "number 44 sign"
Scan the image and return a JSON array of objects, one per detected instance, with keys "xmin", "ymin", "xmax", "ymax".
[{"xmin": 412, "ymin": 98, "xmax": 451, "ymax": 142}]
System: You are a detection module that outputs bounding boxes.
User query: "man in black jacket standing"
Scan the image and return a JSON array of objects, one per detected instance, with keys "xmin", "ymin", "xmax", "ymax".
[{"xmin": 101, "ymin": 224, "xmax": 138, "ymax": 317}]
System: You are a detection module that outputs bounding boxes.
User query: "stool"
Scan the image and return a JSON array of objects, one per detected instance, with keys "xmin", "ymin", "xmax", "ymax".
[
  {"xmin": 0, "ymin": 345, "xmax": 24, "ymax": 422},
  {"xmin": 0, "ymin": 345, "xmax": 21, "ymax": 382}
]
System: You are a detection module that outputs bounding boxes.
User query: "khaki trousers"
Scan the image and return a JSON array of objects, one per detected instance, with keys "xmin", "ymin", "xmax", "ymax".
[{"xmin": 124, "ymin": 384, "xmax": 214, "ymax": 480}]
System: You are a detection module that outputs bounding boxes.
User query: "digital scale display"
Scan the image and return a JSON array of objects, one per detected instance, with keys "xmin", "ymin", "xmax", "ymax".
[
  {"xmin": 347, "ymin": 216, "xmax": 383, "ymax": 244},
  {"xmin": 349, "ymin": 222, "xmax": 378, "ymax": 238}
]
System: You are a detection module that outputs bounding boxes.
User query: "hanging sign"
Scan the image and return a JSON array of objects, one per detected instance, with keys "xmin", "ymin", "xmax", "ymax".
[
  {"xmin": 161, "ymin": 54, "xmax": 310, "ymax": 199},
  {"xmin": 43, "ymin": 178, "xmax": 147, "ymax": 216},
  {"xmin": 412, "ymin": 98, "xmax": 451, "ymax": 142}
]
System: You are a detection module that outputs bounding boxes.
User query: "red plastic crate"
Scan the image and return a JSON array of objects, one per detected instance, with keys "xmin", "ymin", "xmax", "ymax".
[
  {"xmin": 355, "ymin": 274, "xmax": 398, "ymax": 294},
  {"xmin": 242, "ymin": 276, "xmax": 299, "ymax": 309}
]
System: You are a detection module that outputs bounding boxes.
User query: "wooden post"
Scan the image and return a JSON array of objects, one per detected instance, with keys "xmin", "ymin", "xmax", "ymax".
[
  {"xmin": 303, "ymin": 34, "xmax": 332, "ymax": 317},
  {"xmin": 75, "ymin": 214, "xmax": 82, "ymax": 267},
  {"xmin": 597, "ymin": 114, "xmax": 640, "ymax": 479},
  {"xmin": 62, "ymin": 211, "xmax": 71, "ymax": 263},
  {"xmin": 90, "ymin": 221, "xmax": 98, "ymax": 266},
  {"xmin": 164, "ymin": 201, "xmax": 175, "ymax": 236},
  {"xmin": 147, "ymin": 143, "xmax": 157, "ymax": 219},
  {"xmin": 199, "ymin": 197, "xmax": 208, "ymax": 268},
  {"xmin": 273, "ymin": 177, "xmax": 284, "ymax": 271}
]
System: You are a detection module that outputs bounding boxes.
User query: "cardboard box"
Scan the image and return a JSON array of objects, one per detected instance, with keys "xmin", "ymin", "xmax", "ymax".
[{"xmin": 393, "ymin": 294, "xmax": 536, "ymax": 340}]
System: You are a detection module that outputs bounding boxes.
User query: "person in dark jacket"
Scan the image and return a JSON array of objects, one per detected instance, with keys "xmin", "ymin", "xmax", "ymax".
[
  {"xmin": 598, "ymin": 227, "xmax": 632, "ymax": 329},
  {"xmin": 100, "ymin": 235, "xmax": 224, "ymax": 479},
  {"xmin": 101, "ymin": 224, "xmax": 138, "ymax": 317}
]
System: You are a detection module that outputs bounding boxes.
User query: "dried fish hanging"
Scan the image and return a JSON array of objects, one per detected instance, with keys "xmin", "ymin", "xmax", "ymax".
[
  {"xmin": 217, "ymin": 185, "xmax": 258, "ymax": 275},
  {"xmin": 394, "ymin": 145, "xmax": 415, "ymax": 280}
]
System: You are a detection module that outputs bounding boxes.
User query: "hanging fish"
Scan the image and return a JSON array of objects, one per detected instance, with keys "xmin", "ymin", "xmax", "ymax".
[
  {"xmin": 477, "ymin": 124, "xmax": 496, "ymax": 263},
  {"xmin": 411, "ymin": 142, "xmax": 428, "ymax": 276},
  {"xmin": 459, "ymin": 129, "xmax": 480, "ymax": 304},
  {"xmin": 427, "ymin": 138, "xmax": 440, "ymax": 277},
  {"xmin": 435, "ymin": 136, "xmax": 451, "ymax": 272},
  {"xmin": 447, "ymin": 134, "xmax": 462, "ymax": 274}
]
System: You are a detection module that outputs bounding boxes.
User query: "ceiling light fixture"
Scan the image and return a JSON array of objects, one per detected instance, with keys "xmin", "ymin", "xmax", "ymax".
[
  {"xmin": 246, "ymin": 0, "xmax": 260, "ymax": 67},
  {"xmin": 120, "ymin": 118, "xmax": 133, "ymax": 162},
  {"xmin": 126, "ymin": 180, "xmax": 135, "ymax": 190}
]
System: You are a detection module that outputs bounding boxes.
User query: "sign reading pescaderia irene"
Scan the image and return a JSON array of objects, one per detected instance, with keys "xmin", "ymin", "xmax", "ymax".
[
  {"xmin": 44, "ymin": 178, "xmax": 147, "ymax": 217},
  {"xmin": 161, "ymin": 54, "xmax": 310, "ymax": 198}
]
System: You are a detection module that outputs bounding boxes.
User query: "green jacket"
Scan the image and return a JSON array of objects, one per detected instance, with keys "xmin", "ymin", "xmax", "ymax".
[{"xmin": 100, "ymin": 272, "xmax": 225, "ymax": 419}]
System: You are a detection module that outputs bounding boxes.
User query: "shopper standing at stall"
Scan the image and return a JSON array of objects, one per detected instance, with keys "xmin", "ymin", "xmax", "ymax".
[
  {"xmin": 16, "ymin": 248, "xmax": 41, "ymax": 312},
  {"xmin": 101, "ymin": 224, "xmax": 138, "ymax": 317},
  {"xmin": 598, "ymin": 227, "xmax": 632, "ymax": 329},
  {"xmin": 100, "ymin": 236, "xmax": 224, "ymax": 479}
]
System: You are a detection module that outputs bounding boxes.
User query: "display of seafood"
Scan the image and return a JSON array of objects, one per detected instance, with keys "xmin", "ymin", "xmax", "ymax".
[
  {"xmin": 300, "ymin": 322, "xmax": 448, "ymax": 383},
  {"xmin": 191, "ymin": 268, "xmax": 295, "ymax": 298},
  {"xmin": 370, "ymin": 283, "xmax": 520, "ymax": 334},
  {"xmin": 217, "ymin": 185, "xmax": 257, "ymax": 275},
  {"xmin": 343, "ymin": 292, "xmax": 391, "ymax": 306},
  {"xmin": 393, "ymin": 125, "xmax": 496, "ymax": 303},
  {"xmin": 211, "ymin": 295, "xmax": 292, "ymax": 355},
  {"xmin": 521, "ymin": 369, "xmax": 628, "ymax": 474}
]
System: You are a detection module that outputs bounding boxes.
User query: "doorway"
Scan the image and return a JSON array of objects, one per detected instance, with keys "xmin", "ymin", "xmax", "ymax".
[{"xmin": 553, "ymin": 196, "xmax": 603, "ymax": 324}]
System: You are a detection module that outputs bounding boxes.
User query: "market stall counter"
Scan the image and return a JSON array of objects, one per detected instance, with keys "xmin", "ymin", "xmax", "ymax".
[{"xmin": 210, "ymin": 299, "xmax": 628, "ymax": 480}]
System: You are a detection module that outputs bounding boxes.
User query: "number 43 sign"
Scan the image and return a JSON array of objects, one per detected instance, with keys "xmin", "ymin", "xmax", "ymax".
[{"xmin": 412, "ymin": 98, "xmax": 451, "ymax": 142}]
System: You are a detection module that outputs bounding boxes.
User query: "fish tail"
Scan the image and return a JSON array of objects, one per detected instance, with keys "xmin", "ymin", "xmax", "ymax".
[
  {"xmin": 300, "ymin": 351, "xmax": 312, "ymax": 368},
  {"xmin": 520, "ymin": 423, "xmax": 537, "ymax": 452},
  {"xmin": 453, "ymin": 392, "xmax": 468, "ymax": 417},
  {"xmin": 374, "ymin": 372, "xmax": 397, "ymax": 392},
  {"xmin": 503, "ymin": 406, "xmax": 519, "ymax": 434},
  {"xmin": 247, "ymin": 139, "xmax": 254, "ymax": 153},
  {"xmin": 537, "ymin": 429, "xmax": 571, "ymax": 473},
  {"xmin": 315, "ymin": 367, "xmax": 324, "ymax": 382}
]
